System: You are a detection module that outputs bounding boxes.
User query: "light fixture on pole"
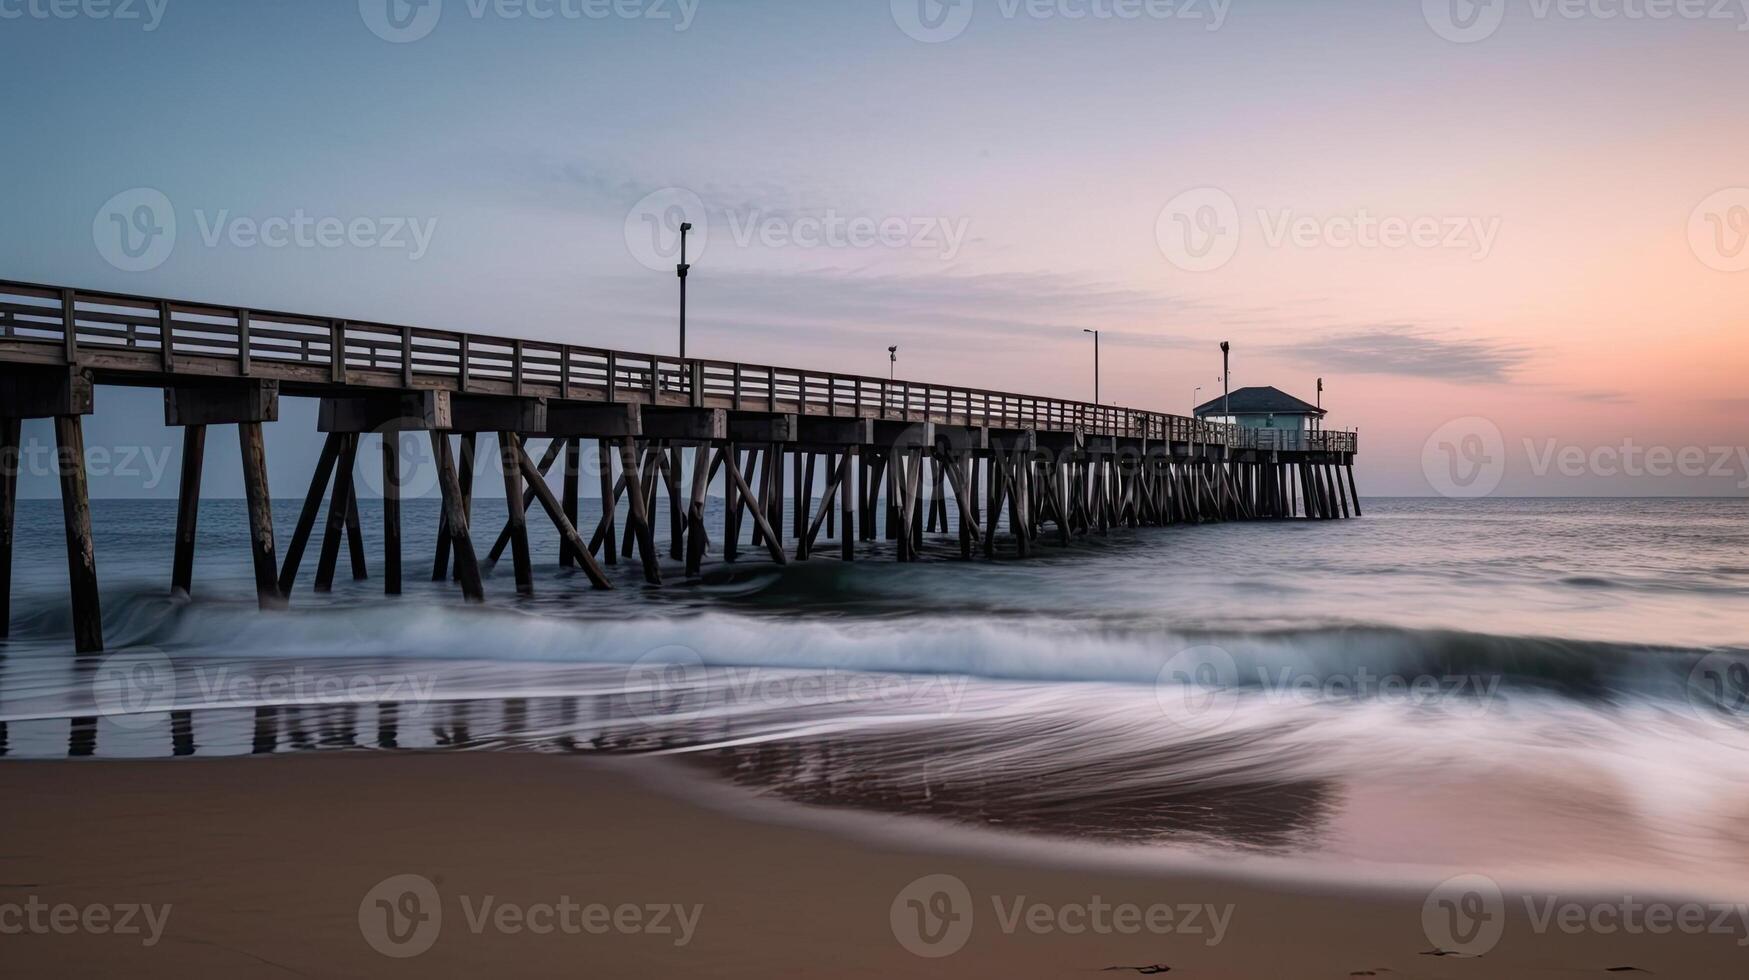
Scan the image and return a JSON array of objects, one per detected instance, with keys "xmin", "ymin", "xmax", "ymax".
[
  {"xmin": 676, "ymin": 222, "xmax": 692, "ymax": 359},
  {"xmin": 1082, "ymin": 329, "xmax": 1100, "ymax": 405},
  {"xmin": 1220, "ymin": 341, "xmax": 1231, "ymax": 422},
  {"xmin": 1316, "ymin": 377, "xmax": 1324, "ymax": 434},
  {"xmin": 1192, "ymin": 385, "xmax": 1202, "ymax": 416},
  {"xmin": 888, "ymin": 345, "xmax": 898, "ymax": 381}
]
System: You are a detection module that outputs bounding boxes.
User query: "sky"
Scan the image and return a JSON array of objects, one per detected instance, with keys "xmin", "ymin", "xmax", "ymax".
[{"xmin": 0, "ymin": 0, "xmax": 1744, "ymax": 498}]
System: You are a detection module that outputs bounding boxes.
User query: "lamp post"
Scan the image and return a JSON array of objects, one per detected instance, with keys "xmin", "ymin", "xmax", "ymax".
[
  {"xmin": 1220, "ymin": 341, "xmax": 1231, "ymax": 421},
  {"xmin": 1082, "ymin": 329, "xmax": 1100, "ymax": 405},
  {"xmin": 1316, "ymin": 377, "xmax": 1324, "ymax": 434},
  {"xmin": 888, "ymin": 345, "xmax": 898, "ymax": 381},
  {"xmin": 676, "ymin": 222, "xmax": 692, "ymax": 359},
  {"xmin": 1192, "ymin": 385, "xmax": 1202, "ymax": 417}
]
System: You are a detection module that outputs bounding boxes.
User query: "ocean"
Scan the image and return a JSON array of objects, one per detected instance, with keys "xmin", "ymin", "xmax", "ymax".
[{"xmin": 2, "ymin": 495, "xmax": 1747, "ymax": 900}]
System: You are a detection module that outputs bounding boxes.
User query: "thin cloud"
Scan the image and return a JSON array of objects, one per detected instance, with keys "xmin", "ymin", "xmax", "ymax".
[{"xmin": 1283, "ymin": 327, "xmax": 1532, "ymax": 383}]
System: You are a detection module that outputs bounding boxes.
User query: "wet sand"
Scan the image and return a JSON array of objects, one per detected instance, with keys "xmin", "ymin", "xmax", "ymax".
[{"xmin": 0, "ymin": 753, "xmax": 1740, "ymax": 978}]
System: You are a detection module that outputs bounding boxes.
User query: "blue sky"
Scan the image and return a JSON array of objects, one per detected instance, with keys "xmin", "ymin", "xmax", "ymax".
[{"xmin": 1, "ymin": 0, "xmax": 1744, "ymax": 496}]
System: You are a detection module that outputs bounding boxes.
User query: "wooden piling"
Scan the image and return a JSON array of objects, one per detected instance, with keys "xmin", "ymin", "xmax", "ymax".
[
  {"xmin": 619, "ymin": 437, "xmax": 661, "ymax": 585},
  {"xmin": 686, "ymin": 444, "xmax": 711, "ymax": 577},
  {"xmin": 54, "ymin": 415, "xmax": 101, "ymax": 653},
  {"xmin": 238, "ymin": 421, "xmax": 283, "ymax": 610},
  {"xmin": 513, "ymin": 438, "xmax": 612, "ymax": 591},
  {"xmin": 281, "ymin": 433, "xmax": 342, "ymax": 596},
  {"xmin": 171, "ymin": 424, "xmax": 205, "ymax": 599},
  {"xmin": 597, "ymin": 439, "xmax": 618, "ymax": 566},
  {"xmin": 315, "ymin": 433, "xmax": 359, "ymax": 592},
  {"xmin": 497, "ymin": 432, "xmax": 534, "ymax": 595},
  {"xmin": 382, "ymin": 433, "xmax": 401, "ymax": 595},
  {"xmin": 431, "ymin": 431, "xmax": 484, "ymax": 601},
  {"xmin": 840, "ymin": 447, "xmax": 856, "ymax": 561},
  {"xmin": 561, "ymin": 438, "xmax": 580, "ymax": 568},
  {"xmin": 0, "ymin": 417, "xmax": 16, "ymax": 638}
]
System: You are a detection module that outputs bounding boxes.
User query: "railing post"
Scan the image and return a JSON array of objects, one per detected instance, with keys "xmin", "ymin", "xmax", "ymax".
[
  {"xmin": 401, "ymin": 326, "xmax": 414, "ymax": 387},
  {"xmin": 458, "ymin": 334, "xmax": 470, "ymax": 392},
  {"xmin": 560, "ymin": 344, "xmax": 572, "ymax": 399},
  {"xmin": 238, "ymin": 309, "xmax": 252, "ymax": 376},
  {"xmin": 605, "ymin": 352, "xmax": 617, "ymax": 402},
  {"xmin": 690, "ymin": 361, "xmax": 704, "ymax": 408},
  {"xmin": 330, "ymin": 320, "xmax": 346, "ymax": 383},
  {"xmin": 513, "ymin": 339, "xmax": 525, "ymax": 396},
  {"xmin": 732, "ymin": 363, "xmax": 743, "ymax": 410},
  {"xmin": 61, "ymin": 289, "xmax": 77, "ymax": 366},
  {"xmin": 649, "ymin": 355, "xmax": 660, "ymax": 401},
  {"xmin": 160, "ymin": 301, "xmax": 175, "ymax": 374}
]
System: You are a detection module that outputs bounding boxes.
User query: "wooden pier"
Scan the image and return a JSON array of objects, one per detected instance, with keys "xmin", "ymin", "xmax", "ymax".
[{"xmin": 0, "ymin": 279, "xmax": 1360, "ymax": 652}]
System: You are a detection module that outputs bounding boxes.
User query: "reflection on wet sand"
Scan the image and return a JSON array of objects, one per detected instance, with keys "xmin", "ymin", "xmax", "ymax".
[{"xmin": 29, "ymin": 689, "xmax": 1337, "ymax": 855}]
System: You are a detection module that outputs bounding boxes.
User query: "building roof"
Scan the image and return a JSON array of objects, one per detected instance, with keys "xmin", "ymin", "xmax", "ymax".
[{"xmin": 1193, "ymin": 385, "xmax": 1326, "ymax": 418}]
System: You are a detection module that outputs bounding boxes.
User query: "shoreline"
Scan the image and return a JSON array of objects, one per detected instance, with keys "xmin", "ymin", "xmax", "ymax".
[{"xmin": 1, "ymin": 752, "xmax": 1741, "ymax": 978}]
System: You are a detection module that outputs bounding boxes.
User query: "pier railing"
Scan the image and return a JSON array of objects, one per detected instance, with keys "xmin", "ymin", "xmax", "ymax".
[{"xmin": 0, "ymin": 279, "xmax": 1357, "ymax": 455}]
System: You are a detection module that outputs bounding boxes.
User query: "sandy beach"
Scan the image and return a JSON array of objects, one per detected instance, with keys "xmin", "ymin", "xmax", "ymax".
[{"xmin": 0, "ymin": 752, "xmax": 1740, "ymax": 978}]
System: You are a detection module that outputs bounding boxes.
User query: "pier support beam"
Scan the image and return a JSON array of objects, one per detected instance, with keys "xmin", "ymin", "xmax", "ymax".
[
  {"xmin": 55, "ymin": 415, "xmax": 101, "ymax": 653},
  {"xmin": 382, "ymin": 434, "xmax": 402, "ymax": 595},
  {"xmin": 0, "ymin": 416, "xmax": 17, "ymax": 638},
  {"xmin": 170, "ymin": 424, "xmax": 204, "ymax": 600},
  {"xmin": 431, "ymin": 431, "xmax": 484, "ymax": 601},
  {"xmin": 164, "ymin": 381, "xmax": 288, "ymax": 610}
]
